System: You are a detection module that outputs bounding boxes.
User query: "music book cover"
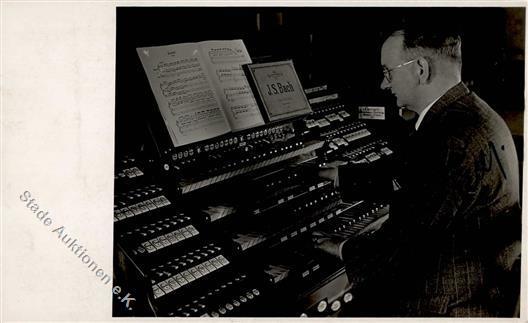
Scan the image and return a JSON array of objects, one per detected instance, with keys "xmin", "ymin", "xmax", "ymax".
[{"xmin": 243, "ymin": 60, "xmax": 312, "ymax": 123}]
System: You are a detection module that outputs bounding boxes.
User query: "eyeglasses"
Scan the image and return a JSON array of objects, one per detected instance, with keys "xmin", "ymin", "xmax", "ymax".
[{"xmin": 382, "ymin": 58, "xmax": 418, "ymax": 83}]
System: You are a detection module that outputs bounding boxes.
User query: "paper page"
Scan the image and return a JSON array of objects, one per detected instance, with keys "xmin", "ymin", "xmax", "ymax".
[
  {"xmin": 199, "ymin": 40, "xmax": 265, "ymax": 131},
  {"xmin": 136, "ymin": 43, "xmax": 230, "ymax": 147}
]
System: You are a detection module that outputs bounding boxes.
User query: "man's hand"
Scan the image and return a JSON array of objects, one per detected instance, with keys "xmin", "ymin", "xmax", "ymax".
[{"xmin": 311, "ymin": 231, "xmax": 347, "ymax": 260}]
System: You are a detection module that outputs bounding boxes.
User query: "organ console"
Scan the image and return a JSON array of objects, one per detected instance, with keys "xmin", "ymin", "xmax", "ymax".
[{"xmin": 114, "ymin": 78, "xmax": 397, "ymax": 317}]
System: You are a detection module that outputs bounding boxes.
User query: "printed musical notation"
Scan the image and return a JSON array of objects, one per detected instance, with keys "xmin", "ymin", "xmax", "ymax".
[
  {"xmin": 153, "ymin": 57, "xmax": 201, "ymax": 78},
  {"xmin": 224, "ymin": 85, "xmax": 253, "ymax": 103},
  {"xmin": 230, "ymin": 105, "xmax": 253, "ymax": 120},
  {"xmin": 137, "ymin": 40, "xmax": 266, "ymax": 146},
  {"xmin": 160, "ymin": 76, "xmax": 209, "ymax": 99},
  {"xmin": 208, "ymin": 47, "xmax": 247, "ymax": 65},
  {"xmin": 199, "ymin": 40, "xmax": 264, "ymax": 130},
  {"xmin": 137, "ymin": 43, "xmax": 230, "ymax": 146},
  {"xmin": 216, "ymin": 67, "xmax": 247, "ymax": 83},
  {"xmin": 172, "ymin": 103, "xmax": 226, "ymax": 135}
]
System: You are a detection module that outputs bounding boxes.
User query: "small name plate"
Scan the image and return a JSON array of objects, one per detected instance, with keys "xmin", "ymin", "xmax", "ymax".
[{"xmin": 358, "ymin": 106, "xmax": 385, "ymax": 120}]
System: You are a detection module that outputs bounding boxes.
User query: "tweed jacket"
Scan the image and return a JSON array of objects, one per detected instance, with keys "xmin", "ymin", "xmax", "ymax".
[{"xmin": 341, "ymin": 82, "xmax": 521, "ymax": 317}]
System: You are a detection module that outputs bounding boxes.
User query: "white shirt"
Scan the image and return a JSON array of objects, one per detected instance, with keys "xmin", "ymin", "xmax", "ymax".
[{"xmin": 415, "ymin": 97, "xmax": 441, "ymax": 130}]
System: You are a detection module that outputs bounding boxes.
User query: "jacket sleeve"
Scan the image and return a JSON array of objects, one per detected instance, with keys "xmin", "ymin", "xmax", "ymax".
[{"xmin": 339, "ymin": 132, "xmax": 485, "ymax": 287}]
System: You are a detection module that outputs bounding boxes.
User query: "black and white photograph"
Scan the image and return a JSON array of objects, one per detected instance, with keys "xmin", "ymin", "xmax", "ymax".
[
  {"xmin": 2, "ymin": 3, "xmax": 526, "ymax": 322},
  {"xmin": 112, "ymin": 7, "xmax": 524, "ymax": 318}
]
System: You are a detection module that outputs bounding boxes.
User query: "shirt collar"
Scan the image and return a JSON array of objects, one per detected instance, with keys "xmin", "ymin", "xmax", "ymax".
[{"xmin": 415, "ymin": 96, "xmax": 441, "ymax": 130}]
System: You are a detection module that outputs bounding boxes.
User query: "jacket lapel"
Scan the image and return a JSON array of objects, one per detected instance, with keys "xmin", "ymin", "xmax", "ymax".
[
  {"xmin": 417, "ymin": 82, "xmax": 470, "ymax": 133},
  {"xmin": 401, "ymin": 83, "xmax": 471, "ymax": 185}
]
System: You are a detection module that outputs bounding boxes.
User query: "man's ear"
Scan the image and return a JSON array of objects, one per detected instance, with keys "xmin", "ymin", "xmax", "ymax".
[{"xmin": 415, "ymin": 57, "xmax": 431, "ymax": 84}]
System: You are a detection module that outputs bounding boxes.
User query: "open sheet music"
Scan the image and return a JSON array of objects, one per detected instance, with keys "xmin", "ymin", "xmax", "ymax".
[{"xmin": 137, "ymin": 40, "xmax": 264, "ymax": 147}]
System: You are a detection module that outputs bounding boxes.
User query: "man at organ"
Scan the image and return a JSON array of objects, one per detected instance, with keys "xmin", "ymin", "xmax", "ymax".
[{"xmin": 316, "ymin": 23, "xmax": 521, "ymax": 317}]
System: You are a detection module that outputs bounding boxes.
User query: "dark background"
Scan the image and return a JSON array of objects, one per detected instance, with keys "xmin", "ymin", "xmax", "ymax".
[{"xmin": 115, "ymin": 7, "xmax": 525, "ymax": 156}]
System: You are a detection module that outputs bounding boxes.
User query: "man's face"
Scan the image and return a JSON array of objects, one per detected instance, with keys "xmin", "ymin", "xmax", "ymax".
[{"xmin": 380, "ymin": 35, "xmax": 418, "ymax": 111}]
